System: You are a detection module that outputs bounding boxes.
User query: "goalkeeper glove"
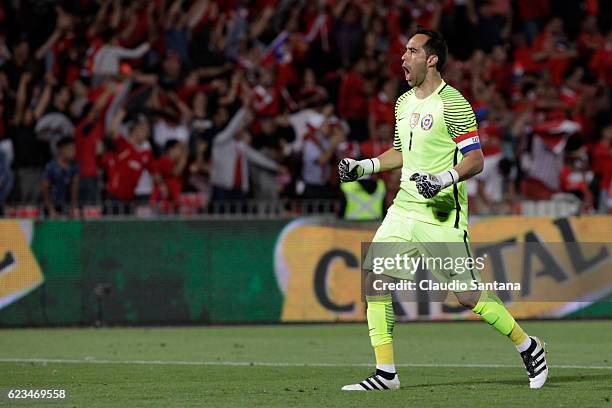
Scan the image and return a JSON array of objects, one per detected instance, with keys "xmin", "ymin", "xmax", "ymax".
[
  {"xmin": 409, "ymin": 169, "xmax": 459, "ymax": 199},
  {"xmin": 338, "ymin": 158, "xmax": 380, "ymax": 182}
]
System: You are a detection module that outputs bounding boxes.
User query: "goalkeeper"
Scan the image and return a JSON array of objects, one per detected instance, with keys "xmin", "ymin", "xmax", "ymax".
[{"xmin": 338, "ymin": 27, "xmax": 548, "ymax": 391}]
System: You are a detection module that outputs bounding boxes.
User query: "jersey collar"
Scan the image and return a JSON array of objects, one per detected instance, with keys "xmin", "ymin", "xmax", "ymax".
[{"xmin": 414, "ymin": 79, "xmax": 447, "ymax": 101}]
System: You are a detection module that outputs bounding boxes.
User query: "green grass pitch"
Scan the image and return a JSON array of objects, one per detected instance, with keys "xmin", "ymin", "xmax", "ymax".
[{"xmin": 0, "ymin": 321, "xmax": 611, "ymax": 407}]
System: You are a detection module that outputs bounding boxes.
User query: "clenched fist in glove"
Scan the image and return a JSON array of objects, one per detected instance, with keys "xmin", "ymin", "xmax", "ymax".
[
  {"xmin": 338, "ymin": 158, "xmax": 380, "ymax": 182},
  {"xmin": 409, "ymin": 169, "xmax": 459, "ymax": 199}
]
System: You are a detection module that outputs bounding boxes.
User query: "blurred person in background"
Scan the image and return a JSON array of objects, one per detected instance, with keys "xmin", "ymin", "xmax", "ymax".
[
  {"xmin": 531, "ymin": 18, "xmax": 577, "ymax": 86},
  {"xmin": 92, "ymin": 29, "xmax": 150, "ymax": 83},
  {"xmin": 41, "ymin": 136, "xmax": 79, "ymax": 218},
  {"xmin": 9, "ymin": 71, "xmax": 51, "ymax": 204},
  {"xmin": 560, "ymin": 141, "xmax": 594, "ymax": 213},
  {"xmin": 517, "ymin": 0, "xmax": 551, "ymax": 45},
  {"xmin": 339, "ymin": 174, "xmax": 386, "ymax": 220},
  {"xmin": 294, "ymin": 68, "xmax": 328, "ymax": 110},
  {"xmin": 34, "ymin": 74, "xmax": 74, "ymax": 148},
  {"xmin": 73, "ymin": 84, "xmax": 115, "ymax": 205},
  {"xmin": 301, "ymin": 114, "xmax": 345, "ymax": 199},
  {"xmin": 185, "ymin": 137, "xmax": 210, "ymax": 199},
  {"xmin": 0, "ymin": 0, "xmax": 608, "ymax": 216},
  {"xmin": 209, "ymin": 94, "xmax": 285, "ymax": 205},
  {"xmin": 250, "ymin": 114, "xmax": 295, "ymax": 200},
  {"xmin": 471, "ymin": 157, "xmax": 518, "ymax": 215},
  {"xmin": 2, "ymin": 37, "xmax": 33, "ymax": 86},
  {"xmin": 337, "ymin": 58, "xmax": 370, "ymax": 141},
  {"xmin": 186, "ymin": 90, "xmax": 213, "ymax": 155},
  {"xmin": 151, "ymin": 139, "xmax": 187, "ymax": 213},
  {"xmin": 588, "ymin": 28, "xmax": 612, "ymax": 86},
  {"xmin": 152, "ymin": 92, "xmax": 191, "ymax": 152},
  {"xmin": 592, "ymin": 123, "xmax": 612, "ymax": 213},
  {"xmin": 0, "ymin": 144, "xmax": 13, "ymax": 216},
  {"xmin": 105, "ymin": 111, "xmax": 164, "ymax": 215},
  {"xmin": 368, "ymin": 78, "xmax": 397, "ymax": 140},
  {"xmin": 519, "ymin": 117, "xmax": 582, "ymax": 201},
  {"xmin": 332, "ymin": 1, "xmax": 366, "ymax": 68},
  {"xmin": 475, "ymin": 0, "xmax": 512, "ymax": 53}
]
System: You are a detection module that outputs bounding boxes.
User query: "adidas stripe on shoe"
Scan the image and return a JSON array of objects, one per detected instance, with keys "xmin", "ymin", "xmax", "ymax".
[
  {"xmin": 341, "ymin": 371, "xmax": 400, "ymax": 391},
  {"xmin": 520, "ymin": 336, "xmax": 548, "ymax": 389}
]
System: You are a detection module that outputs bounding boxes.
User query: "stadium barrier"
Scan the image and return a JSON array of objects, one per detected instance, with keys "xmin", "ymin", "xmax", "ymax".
[
  {"xmin": 0, "ymin": 216, "xmax": 610, "ymax": 326},
  {"xmin": 3, "ymin": 196, "xmax": 598, "ymax": 220},
  {"xmin": 3, "ymin": 199, "xmax": 340, "ymax": 219}
]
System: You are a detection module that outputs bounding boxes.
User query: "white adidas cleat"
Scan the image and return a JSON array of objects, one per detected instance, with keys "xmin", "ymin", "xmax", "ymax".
[
  {"xmin": 520, "ymin": 336, "xmax": 548, "ymax": 389},
  {"xmin": 341, "ymin": 371, "xmax": 400, "ymax": 391}
]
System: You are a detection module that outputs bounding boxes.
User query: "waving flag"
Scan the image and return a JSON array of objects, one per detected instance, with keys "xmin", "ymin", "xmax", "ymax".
[{"xmin": 261, "ymin": 31, "xmax": 291, "ymax": 66}]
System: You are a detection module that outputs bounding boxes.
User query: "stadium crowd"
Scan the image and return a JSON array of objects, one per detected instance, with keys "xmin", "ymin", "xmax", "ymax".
[{"xmin": 0, "ymin": 0, "xmax": 610, "ymax": 217}]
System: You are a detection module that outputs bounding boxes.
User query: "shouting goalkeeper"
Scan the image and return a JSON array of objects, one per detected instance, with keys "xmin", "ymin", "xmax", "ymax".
[{"xmin": 338, "ymin": 27, "xmax": 548, "ymax": 391}]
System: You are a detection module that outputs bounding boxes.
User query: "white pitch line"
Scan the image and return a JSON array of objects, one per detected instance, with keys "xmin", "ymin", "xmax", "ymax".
[{"xmin": 0, "ymin": 358, "xmax": 610, "ymax": 370}]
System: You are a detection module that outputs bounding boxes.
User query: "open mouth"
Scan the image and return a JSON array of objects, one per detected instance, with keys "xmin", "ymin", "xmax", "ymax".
[{"xmin": 402, "ymin": 65, "xmax": 411, "ymax": 81}]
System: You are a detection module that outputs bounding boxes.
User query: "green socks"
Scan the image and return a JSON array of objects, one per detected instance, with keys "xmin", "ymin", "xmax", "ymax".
[
  {"xmin": 366, "ymin": 294, "xmax": 396, "ymax": 373},
  {"xmin": 472, "ymin": 291, "xmax": 521, "ymax": 337}
]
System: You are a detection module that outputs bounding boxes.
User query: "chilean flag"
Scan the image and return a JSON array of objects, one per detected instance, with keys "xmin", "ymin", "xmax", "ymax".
[
  {"xmin": 454, "ymin": 130, "xmax": 481, "ymax": 155},
  {"xmin": 260, "ymin": 31, "xmax": 291, "ymax": 66}
]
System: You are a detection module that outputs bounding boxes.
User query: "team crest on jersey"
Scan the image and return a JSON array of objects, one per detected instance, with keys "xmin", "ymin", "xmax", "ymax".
[
  {"xmin": 410, "ymin": 113, "xmax": 420, "ymax": 129},
  {"xmin": 421, "ymin": 114, "xmax": 434, "ymax": 130}
]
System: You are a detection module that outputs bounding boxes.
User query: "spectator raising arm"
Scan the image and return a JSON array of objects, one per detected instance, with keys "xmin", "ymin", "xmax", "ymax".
[
  {"xmin": 14, "ymin": 72, "xmax": 32, "ymax": 125},
  {"xmin": 32, "ymin": 73, "xmax": 56, "ymax": 121},
  {"xmin": 168, "ymin": 91, "xmax": 193, "ymax": 123},
  {"xmin": 84, "ymin": 84, "xmax": 115, "ymax": 125},
  {"xmin": 212, "ymin": 107, "xmax": 252, "ymax": 146},
  {"xmin": 34, "ymin": 29, "xmax": 62, "ymax": 60},
  {"xmin": 93, "ymin": 42, "xmax": 150, "ymax": 77},
  {"xmin": 112, "ymin": 42, "xmax": 151, "ymax": 60},
  {"xmin": 108, "ymin": 109, "xmax": 127, "ymax": 139},
  {"xmin": 245, "ymin": 144, "xmax": 281, "ymax": 172},
  {"xmin": 172, "ymin": 143, "xmax": 188, "ymax": 177},
  {"xmin": 315, "ymin": 127, "xmax": 345, "ymax": 165},
  {"xmin": 105, "ymin": 81, "xmax": 132, "ymax": 131}
]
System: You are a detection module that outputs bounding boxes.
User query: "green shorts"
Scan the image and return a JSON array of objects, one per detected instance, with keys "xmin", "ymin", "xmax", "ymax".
[{"xmin": 363, "ymin": 211, "xmax": 480, "ymax": 287}]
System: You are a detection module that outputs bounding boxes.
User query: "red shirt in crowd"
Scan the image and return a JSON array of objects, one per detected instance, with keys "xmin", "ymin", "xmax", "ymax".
[
  {"xmin": 589, "ymin": 41, "xmax": 612, "ymax": 85},
  {"xmin": 532, "ymin": 31, "xmax": 572, "ymax": 85},
  {"xmin": 253, "ymin": 85, "xmax": 281, "ymax": 116},
  {"xmin": 488, "ymin": 61, "xmax": 513, "ymax": 95},
  {"xmin": 478, "ymin": 121, "xmax": 502, "ymax": 157},
  {"xmin": 576, "ymin": 31, "xmax": 604, "ymax": 55},
  {"xmin": 74, "ymin": 118, "xmax": 104, "ymax": 178},
  {"xmin": 152, "ymin": 155, "xmax": 182, "ymax": 204},
  {"xmin": 512, "ymin": 44, "xmax": 540, "ymax": 76},
  {"xmin": 106, "ymin": 136, "xmax": 155, "ymax": 201},
  {"xmin": 338, "ymin": 71, "xmax": 368, "ymax": 120},
  {"xmin": 559, "ymin": 165, "xmax": 593, "ymax": 204},
  {"xmin": 518, "ymin": 0, "xmax": 550, "ymax": 20},
  {"xmin": 592, "ymin": 140, "xmax": 612, "ymax": 191},
  {"xmin": 368, "ymin": 92, "xmax": 394, "ymax": 128},
  {"xmin": 360, "ymin": 139, "xmax": 391, "ymax": 159},
  {"xmin": 74, "ymin": 85, "xmax": 114, "ymax": 178}
]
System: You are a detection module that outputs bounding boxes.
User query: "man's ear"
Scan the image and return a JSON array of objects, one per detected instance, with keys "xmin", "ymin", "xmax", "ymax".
[{"xmin": 427, "ymin": 54, "xmax": 438, "ymax": 69}]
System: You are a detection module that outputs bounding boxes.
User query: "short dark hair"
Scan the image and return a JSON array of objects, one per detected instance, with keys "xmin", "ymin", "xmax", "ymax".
[
  {"xmin": 127, "ymin": 112, "xmax": 149, "ymax": 130},
  {"xmin": 100, "ymin": 29, "xmax": 116, "ymax": 43},
  {"xmin": 414, "ymin": 26, "xmax": 448, "ymax": 72},
  {"xmin": 164, "ymin": 139, "xmax": 180, "ymax": 152},
  {"xmin": 57, "ymin": 136, "xmax": 74, "ymax": 149}
]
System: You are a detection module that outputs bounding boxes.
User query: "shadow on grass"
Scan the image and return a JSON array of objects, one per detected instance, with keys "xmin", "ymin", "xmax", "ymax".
[{"xmin": 400, "ymin": 372, "xmax": 612, "ymax": 389}]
